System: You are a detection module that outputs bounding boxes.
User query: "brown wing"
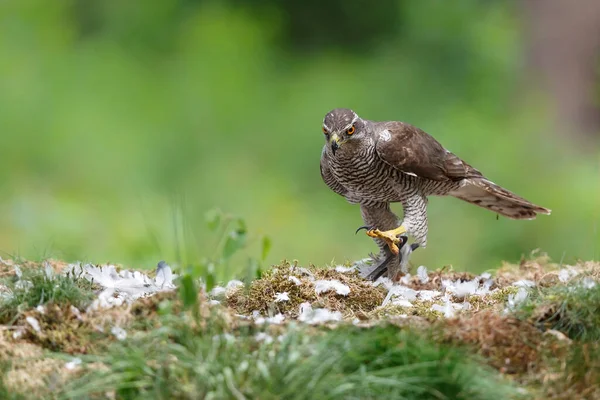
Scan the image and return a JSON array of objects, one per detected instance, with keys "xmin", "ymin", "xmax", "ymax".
[{"xmin": 374, "ymin": 121, "xmax": 482, "ymax": 182}]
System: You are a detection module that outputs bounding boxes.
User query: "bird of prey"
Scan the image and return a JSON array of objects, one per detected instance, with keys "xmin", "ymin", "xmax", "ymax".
[{"xmin": 319, "ymin": 108, "xmax": 551, "ymax": 280}]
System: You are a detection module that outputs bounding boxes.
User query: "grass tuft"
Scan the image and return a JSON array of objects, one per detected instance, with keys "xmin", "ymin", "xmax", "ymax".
[
  {"xmin": 62, "ymin": 307, "xmax": 516, "ymax": 400},
  {"xmin": 0, "ymin": 266, "xmax": 96, "ymax": 324},
  {"xmin": 542, "ymin": 342, "xmax": 600, "ymax": 399},
  {"xmin": 517, "ymin": 278, "xmax": 600, "ymax": 341}
]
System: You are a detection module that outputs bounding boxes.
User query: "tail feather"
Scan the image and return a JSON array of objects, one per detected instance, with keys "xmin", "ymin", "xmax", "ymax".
[{"xmin": 450, "ymin": 178, "xmax": 551, "ymax": 220}]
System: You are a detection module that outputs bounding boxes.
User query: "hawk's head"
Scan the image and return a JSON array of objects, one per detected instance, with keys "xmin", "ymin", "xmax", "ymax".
[{"xmin": 322, "ymin": 108, "xmax": 367, "ymax": 156}]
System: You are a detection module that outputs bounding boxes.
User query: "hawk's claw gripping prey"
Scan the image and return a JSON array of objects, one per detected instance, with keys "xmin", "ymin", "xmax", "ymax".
[
  {"xmin": 355, "ymin": 225, "xmax": 408, "ymax": 255},
  {"xmin": 365, "ymin": 237, "xmax": 421, "ymax": 280}
]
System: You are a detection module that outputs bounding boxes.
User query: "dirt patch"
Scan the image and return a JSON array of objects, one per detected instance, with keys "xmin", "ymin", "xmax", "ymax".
[{"xmin": 0, "ymin": 333, "xmax": 78, "ymax": 397}]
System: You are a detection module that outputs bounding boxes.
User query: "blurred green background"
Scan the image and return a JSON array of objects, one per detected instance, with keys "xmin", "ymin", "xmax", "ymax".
[{"xmin": 0, "ymin": 0, "xmax": 598, "ymax": 275}]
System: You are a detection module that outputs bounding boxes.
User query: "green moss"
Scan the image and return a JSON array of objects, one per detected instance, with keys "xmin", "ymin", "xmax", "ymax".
[
  {"xmin": 464, "ymin": 286, "xmax": 519, "ymax": 310},
  {"xmin": 369, "ymin": 300, "xmax": 444, "ymax": 321},
  {"xmin": 20, "ymin": 304, "xmax": 109, "ymax": 354}
]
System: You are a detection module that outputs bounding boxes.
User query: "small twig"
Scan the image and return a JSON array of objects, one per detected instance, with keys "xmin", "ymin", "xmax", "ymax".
[{"xmin": 0, "ymin": 325, "xmax": 25, "ymax": 330}]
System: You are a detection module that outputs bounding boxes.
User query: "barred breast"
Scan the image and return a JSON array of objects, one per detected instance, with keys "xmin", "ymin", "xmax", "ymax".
[
  {"xmin": 328, "ymin": 145, "xmax": 405, "ymax": 204},
  {"xmin": 327, "ymin": 143, "xmax": 462, "ymax": 205}
]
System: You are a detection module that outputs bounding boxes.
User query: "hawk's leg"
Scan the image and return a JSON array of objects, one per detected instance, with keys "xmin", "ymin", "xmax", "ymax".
[
  {"xmin": 358, "ymin": 196, "xmax": 427, "ymax": 279},
  {"xmin": 393, "ymin": 194, "xmax": 428, "ymax": 276},
  {"xmin": 361, "ymin": 194, "xmax": 428, "ymax": 254},
  {"xmin": 359, "ymin": 203, "xmax": 406, "ymax": 279}
]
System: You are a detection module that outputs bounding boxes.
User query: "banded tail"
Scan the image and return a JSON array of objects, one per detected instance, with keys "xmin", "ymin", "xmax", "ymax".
[{"xmin": 450, "ymin": 178, "xmax": 551, "ymax": 220}]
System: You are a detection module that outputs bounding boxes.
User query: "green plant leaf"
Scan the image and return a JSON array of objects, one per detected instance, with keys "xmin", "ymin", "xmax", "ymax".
[
  {"xmin": 179, "ymin": 275, "xmax": 197, "ymax": 309},
  {"xmin": 245, "ymin": 258, "xmax": 260, "ymax": 284},
  {"xmin": 261, "ymin": 236, "xmax": 272, "ymax": 261},
  {"xmin": 222, "ymin": 219, "xmax": 247, "ymax": 259},
  {"xmin": 205, "ymin": 263, "xmax": 216, "ymax": 292},
  {"xmin": 205, "ymin": 209, "xmax": 221, "ymax": 231}
]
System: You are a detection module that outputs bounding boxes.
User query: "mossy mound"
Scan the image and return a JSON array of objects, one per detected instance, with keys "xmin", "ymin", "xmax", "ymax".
[{"xmin": 226, "ymin": 261, "xmax": 386, "ymax": 317}]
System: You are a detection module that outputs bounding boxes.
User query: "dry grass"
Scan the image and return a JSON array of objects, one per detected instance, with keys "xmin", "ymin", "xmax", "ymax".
[
  {"xmin": 542, "ymin": 342, "xmax": 600, "ymax": 399},
  {"xmin": 441, "ymin": 310, "xmax": 560, "ymax": 374}
]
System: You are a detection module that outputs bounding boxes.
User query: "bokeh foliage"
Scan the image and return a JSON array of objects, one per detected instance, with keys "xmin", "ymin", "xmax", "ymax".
[{"xmin": 0, "ymin": 0, "xmax": 598, "ymax": 275}]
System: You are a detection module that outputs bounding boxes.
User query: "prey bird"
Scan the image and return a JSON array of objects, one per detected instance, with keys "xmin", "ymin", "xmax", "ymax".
[{"xmin": 319, "ymin": 108, "xmax": 551, "ymax": 280}]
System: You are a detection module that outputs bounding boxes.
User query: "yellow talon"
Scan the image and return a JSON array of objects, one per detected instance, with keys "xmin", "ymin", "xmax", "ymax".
[{"xmin": 364, "ymin": 225, "xmax": 407, "ymax": 255}]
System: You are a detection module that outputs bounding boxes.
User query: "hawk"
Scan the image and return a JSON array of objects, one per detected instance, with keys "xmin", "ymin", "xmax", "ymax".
[{"xmin": 319, "ymin": 108, "xmax": 551, "ymax": 280}]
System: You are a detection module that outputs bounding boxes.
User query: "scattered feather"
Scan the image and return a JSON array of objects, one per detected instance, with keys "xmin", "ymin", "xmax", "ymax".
[
  {"xmin": 417, "ymin": 290, "xmax": 442, "ymax": 301},
  {"xmin": 399, "ymin": 274, "xmax": 412, "ymax": 285},
  {"xmin": 226, "ymin": 280, "xmax": 244, "ymax": 290},
  {"xmin": 558, "ymin": 267, "xmax": 579, "ymax": 283},
  {"xmin": 274, "ymin": 292, "xmax": 290, "ymax": 302},
  {"xmin": 334, "ymin": 265, "xmax": 355, "ymax": 273},
  {"xmin": 506, "ymin": 287, "xmax": 529, "ymax": 312},
  {"xmin": 65, "ymin": 358, "xmax": 82, "ymax": 371},
  {"xmin": 66, "ymin": 263, "xmax": 178, "ymax": 309},
  {"xmin": 44, "ymin": 262, "xmax": 54, "ymax": 280},
  {"xmin": 70, "ymin": 305, "xmax": 83, "ymax": 321},
  {"xmin": 443, "ymin": 278, "xmax": 480, "ymax": 299},
  {"xmin": 372, "ymin": 277, "xmax": 394, "ymax": 290},
  {"xmin": 431, "ymin": 302, "xmax": 456, "ymax": 318},
  {"xmin": 288, "ymin": 276, "xmax": 301, "ymax": 285},
  {"xmin": 155, "ymin": 261, "xmax": 174, "ymax": 287},
  {"xmin": 417, "ymin": 266, "xmax": 429, "ymax": 283},
  {"xmin": 15, "ymin": 279, "xmax": 33, "ymax": 291},
  {"xmin": 544, "ymin": 329, "xmax": 572, "ymax": 343},
  {"xmin": 382, "ymin": 285, "xmax": 417, "ymax": 307},
  {"xmin": 392, "ymin": 299, "xmax": 414, "ymax": 308},
  {"xmin": 353, "ymin": 258, "xmax": 374, "ymax": 277},
  {"xmin": 581, "ymin": 277, "xmax": 597, "ymax": 289},
  {"xmin": 430, "ymin": 295, "xmax": 465, "ymax": 318},
  {"xmin": 26, "ymin": 316, "xmax": 41, "ymax": 333},
  {"xmin": 111, "ymin": 326, "xmax": 127, "ymax": 341},
  {"xmin": 210, "ymin": 286, "xmax": 227, "ymax": 299},
  {"xmin": 514, "ymin": 280, "xmax": 536, "ymax": 288},
  {"xmin": 297, "ymin": 302, "xmax": 342, "ymax": 324},
  {"xmin": 314, "ymin": 280, "xmax": 350, "ymax": 296},
  {"xmin": 255, "ymin": 332, "xmax": 273, "ymax": 344},
  {"xmin": 267, "ymin": 313, "xmax": 285, "ymax": 324}
]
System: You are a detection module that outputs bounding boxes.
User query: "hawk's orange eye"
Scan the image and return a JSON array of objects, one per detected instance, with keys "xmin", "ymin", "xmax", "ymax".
[
  {"xmin": 322, "ymin": 127, "xmax": 328, "ymax": 135},
  {"xmin": 347, "ymin": 125, "xmax": 356, "ymax": 135}
]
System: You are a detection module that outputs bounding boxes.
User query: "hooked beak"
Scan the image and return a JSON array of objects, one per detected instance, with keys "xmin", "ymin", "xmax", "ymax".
[{"xmin": 330, "ymin": 133, "xmax": 341, "ymax": 155}]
